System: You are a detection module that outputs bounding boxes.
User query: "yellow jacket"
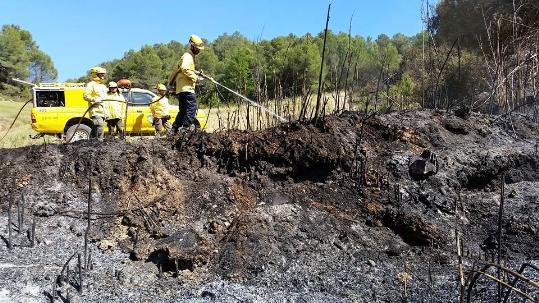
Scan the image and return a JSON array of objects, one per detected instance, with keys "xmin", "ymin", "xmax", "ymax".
[
  {"xmin": 168, "ymin": 51, "xmax": 198, "ymax": 94},
  {"xmin": 83, "ymin": 77, "xmax": 108, "ymax": 118},
  {"xmin": 150, "ymin": 95, "xmax": 170, "ymax": 118},
  {"xmin": 104, "ymin": 92, "xmax": 125, "ymax": 120}
]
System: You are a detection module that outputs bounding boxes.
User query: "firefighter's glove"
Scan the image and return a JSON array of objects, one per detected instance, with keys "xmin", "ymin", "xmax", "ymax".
[
  {"xmin": 195, "ymin": 70, "xmax": 205, "ymax": 80},
  {"xmin": 197, "ymin": 70, "xmax": 213, "ymax": 82}
]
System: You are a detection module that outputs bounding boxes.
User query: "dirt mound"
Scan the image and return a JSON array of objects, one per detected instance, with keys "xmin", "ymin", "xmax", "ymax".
[{"xmin": 0, "ymin": 110, "xmax": 538, "ymax": 302}]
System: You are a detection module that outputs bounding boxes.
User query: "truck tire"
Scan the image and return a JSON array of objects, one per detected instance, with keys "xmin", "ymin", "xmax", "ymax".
[{"xmin": 65, "ymin": 124, "xmax": 92, "ymax": 142}]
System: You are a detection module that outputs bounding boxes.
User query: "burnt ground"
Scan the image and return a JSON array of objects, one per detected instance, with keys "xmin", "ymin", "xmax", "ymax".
[{"xmin": 0, "ymin": 110, "xmax": 538, "ymax": 302}]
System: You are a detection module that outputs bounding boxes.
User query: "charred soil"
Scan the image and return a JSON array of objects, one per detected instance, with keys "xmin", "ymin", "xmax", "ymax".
[{"xmin": 0, "ymin": 110, "xmax": 538, "ymax": 302}]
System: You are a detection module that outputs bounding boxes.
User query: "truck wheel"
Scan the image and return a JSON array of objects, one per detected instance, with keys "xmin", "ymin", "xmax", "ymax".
[{"xmin": 65, "ymin": 124, "xmax": 92, "ymax": 142}]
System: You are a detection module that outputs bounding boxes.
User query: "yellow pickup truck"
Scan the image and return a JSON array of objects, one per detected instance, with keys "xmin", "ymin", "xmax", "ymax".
[{"xmin": 30, "ymin": 82, "xmax": 206, "ymax": 141}]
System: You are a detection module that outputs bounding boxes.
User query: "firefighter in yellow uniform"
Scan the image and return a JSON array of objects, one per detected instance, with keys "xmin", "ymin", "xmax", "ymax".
[
  {"xmin": 150, "ymin": 84, "xmax": 172, "ymax": 136},
  {"xmin": 103, "ymin": 81, "xmax": 125, "ymax": 139},
  {"xmin": 83, "ymin": 66, "xmax": 108, "ymax": 140},
  {"xmin": 168, "ymin": 34, "xmax": 204, "ymax": 134}
]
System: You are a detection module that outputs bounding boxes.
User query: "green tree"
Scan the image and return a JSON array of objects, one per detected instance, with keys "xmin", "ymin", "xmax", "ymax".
[
  {"xmin": 155, "ymin": 41, "xmax": 186, "ymax": 83},
  {"xmin": 262, "ymin": 34, "xmax": 297, "ymax": 97},
  {"xmin": 222, "ymin": 47, "xmax": 255, "ymax": 97},
  {"xmin": 0, "ymin": 25, "xmax": 57, "ymax": 96},
  {"xmin": 29, "ymin": 49, "xmax": 58, "ymax": 82},
  {"xmin": 109, "ymin": 46, "xmax": 162, "ymax": 88},
  {"xmin": 195, "ymin": 45, "xmax": 220, "ymax": 103},
  {"xmin": 370, "ymin": 34, "xmax": 401, "ymax": 72},
  {"xmin": 284, "ymin": 34, "xmax": 321, "ymax": 95},
  {"xmin": 390, "ymin": 73, "xmax": 417, "ymax": 109},
  {"xmin": 213, "ymin": 32, "xmax": 252, "ymax": 62}
]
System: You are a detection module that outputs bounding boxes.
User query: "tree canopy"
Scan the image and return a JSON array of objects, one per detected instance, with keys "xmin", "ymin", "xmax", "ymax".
[
  {"xmin": 4, "ymin": 1, "xmax": 536, "ymax": 115},
  {"xmin": 70, "ymin": 30, "xmax": 414, "ymax": 107},
  {"xmin": 0, "ymin": 24, "xmax": 57, "ymax": 97}
]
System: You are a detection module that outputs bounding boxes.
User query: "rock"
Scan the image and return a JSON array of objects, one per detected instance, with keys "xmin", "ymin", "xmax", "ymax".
[
  {"xmin": 409, "ymin": 150, "xmax": 439, "ymax": 181},
  {"xmin": 201, "ymin": 290, "xmax": 216, "ymax": 300},
  {"xmin": 367, "ymin": 260, "xmax": 376, "ymax": 267},
  {"xmin": 480, "ymin": 234, "xmax": 498, "ymax": 251},
  {"xmin": 385, "ymin": 244, "xmax": 404, "ymax": 256},
  {"xmin": 444, "ymin": 117, "xmax": 469, "ymax": 135},
  {"xmin": 385, "ymin": 211, "xmax": 447, "ymax": 247},
  {"xmin": 155, "ymin": 229, "xmax": 201, "ymax": 257},
  {"xmin": 454, "ymin": 106, "xmax": 471, "ymax": 120},
  {"xmin": 132, "ymin": 229, "xmax": 209, "ymax": 270}
]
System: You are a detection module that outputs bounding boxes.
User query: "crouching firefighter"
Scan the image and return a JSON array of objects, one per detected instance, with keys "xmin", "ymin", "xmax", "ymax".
[
  {"xmin": 150, "ymin": 83, "xmax": 172, "ymax": 137},
  {"xmin": 83, "ymin": 66, "xmax": 108, "ymax": 140},
  {"xmin": 104, "ymin": 81, "xmax": 125, "ymax": 139}
]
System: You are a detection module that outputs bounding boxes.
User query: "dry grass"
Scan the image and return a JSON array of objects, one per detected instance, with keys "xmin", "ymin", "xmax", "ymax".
[
  {"xmin": 1, "ymin": 92, "xmax": 361, "ymax": 148},
  {"xmin": 0, "ymin": 99, "xmax": 55, "ymax": 149},
  {"xmin": 201, "ymin": 92, "xmax": 356, "ymax": 131}
]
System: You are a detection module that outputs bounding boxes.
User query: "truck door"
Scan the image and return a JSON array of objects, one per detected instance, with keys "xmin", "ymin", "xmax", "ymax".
[{"xmin": 126, "ymin": 91, "xmax": 154, "ymax": 133}]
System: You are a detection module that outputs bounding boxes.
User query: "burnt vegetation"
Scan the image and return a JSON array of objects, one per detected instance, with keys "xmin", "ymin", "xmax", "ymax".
[
  {"xmin": 1, "ymin": 109, "xmax": 538, "ymax": 302},
  {"xmin": 1, "ymin": 1, "xmax": 539, "ymax": 302}
]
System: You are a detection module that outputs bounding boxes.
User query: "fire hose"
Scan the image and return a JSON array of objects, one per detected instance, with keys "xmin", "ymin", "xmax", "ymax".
[
  {"xmin": 4, "ymin": 73, "xmax": 289, "ymax": 145},
  {"xmin": 2, "ymin": 79, "xmax": 170, "ymax": 144},
  {"xmin": 196, "ymin": 71, "xmax": 289, "ymax": 123},
  {"xmin": 0, "ymin": 98, "xmax": 33, "ymax": 145},
  {"xmin": 0, "ymin": 79, "xmax": 36, "ymax": 145},
  {"xmin": 66, "ymin": 93, "xmax": 169, "ymax": 143}
]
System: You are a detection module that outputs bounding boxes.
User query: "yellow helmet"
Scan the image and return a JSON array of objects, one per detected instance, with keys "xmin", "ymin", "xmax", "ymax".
[
  {"xmin": 189, "ymin": 35, "xmax": 205, "ymax": 50},
  {"xmin": 108, "ymin": 81, "xmax": 118, "ymax": 88},
  {"xmin": 155, "ymin": 83, "xmax": 167, "ymax": 91},
  {"xmin": 90, "ymin": 66, "xmax": 107, "ymax": 74}
]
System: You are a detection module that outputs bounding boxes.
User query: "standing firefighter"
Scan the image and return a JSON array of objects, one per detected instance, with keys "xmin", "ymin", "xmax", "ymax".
[
  {"xmin": 150, "ymin": 84, "xmax": 172, "ymax": 136},
  {"xmin": 104, "ymin": 81, "xmax": 125, "ymax": 139},
  {"xmin": 168, "ymin": 34, "xmax": 204, "ymax": 134},
  {"xmin": 83, "ymin": 66, "xmax": 108, "ymax": 140}
]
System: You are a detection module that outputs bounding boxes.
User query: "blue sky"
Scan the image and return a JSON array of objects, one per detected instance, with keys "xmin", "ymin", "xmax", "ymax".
[{"xmin": 0, "ymin": 0, "xmax": 437, "ymax": 81}]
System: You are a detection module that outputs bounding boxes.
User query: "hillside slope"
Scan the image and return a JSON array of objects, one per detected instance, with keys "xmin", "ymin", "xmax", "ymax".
[{"xmin": 0, "ymin": 110, "xmax": 538, "ymax": 302}]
